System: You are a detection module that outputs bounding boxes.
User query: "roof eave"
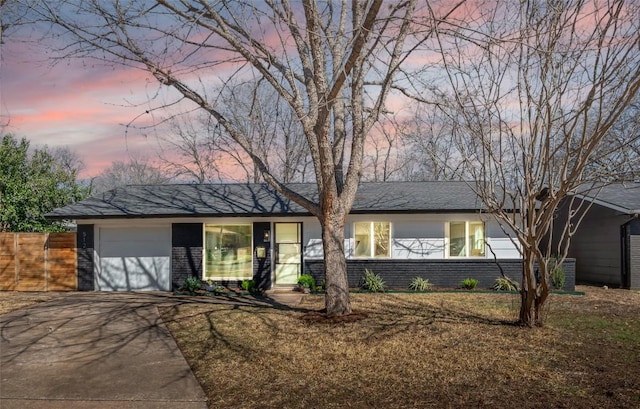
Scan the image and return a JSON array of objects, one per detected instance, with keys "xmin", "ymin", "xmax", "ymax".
[
  {"xmin": 572, "ymin": 193, "xmax": 634, "ymax": 215},
  {"xmin": 45, "ymin": 211, "xmax": 315, "ymax": 220},
  {"xmin": 46, "ymin": 208, "xmax": 518, "ymax": 220}
]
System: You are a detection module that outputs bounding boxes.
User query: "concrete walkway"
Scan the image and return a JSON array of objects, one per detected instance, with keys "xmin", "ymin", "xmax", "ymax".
[
  {"xmin": 0, "ymin": 293, "xmax": 208, "ymax": 409},
  {"xmin": 264, "ymin": 289, "xmax": 307, "ymax": 307}
]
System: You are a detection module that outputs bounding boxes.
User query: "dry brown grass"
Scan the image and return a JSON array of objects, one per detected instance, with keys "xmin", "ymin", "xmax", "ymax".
[
  {"xmin": 160, "ymin": 286, "xmax": 640, "ymax": 409},
  {"xmin": 2, "ymin": 286, "xmax": 636, "ymax": 407},
  {"xmin": 0, "ymin": 291, "xmax": 64, "ymax": 315}
]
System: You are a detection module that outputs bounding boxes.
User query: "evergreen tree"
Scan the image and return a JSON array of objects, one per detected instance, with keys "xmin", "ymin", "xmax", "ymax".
[{"xmin": 0, "ymin": 134, "xmax": 89, "ymax": 232}]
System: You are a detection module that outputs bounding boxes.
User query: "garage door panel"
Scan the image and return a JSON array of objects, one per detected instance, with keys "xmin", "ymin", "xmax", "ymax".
[
  {"xmin": 98, "ymin": 227, "xmax": 171, "ymax": 291},
  {"xmin": 99, "ymin": 257, "xmax": 170, "ymax": 291},
  {"xmin": 101, "ymin": 227, "xmax": 170, "ymax": 258},
  {"xmin": 98, "ymin": 258, "xmax": 131, "ymax": 291},
  {"xmin": 101, "ymin": 245, "xmax": 169, "ymax": 258},
  {"xmin": 102, "ymin": 227, "xmax": 166, "ymax": 243}
]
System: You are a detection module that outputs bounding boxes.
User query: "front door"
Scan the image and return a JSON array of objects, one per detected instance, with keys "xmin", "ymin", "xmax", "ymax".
[{"xmin": 274, "ymin": 222, "xmax": 302, "ymax": 285}]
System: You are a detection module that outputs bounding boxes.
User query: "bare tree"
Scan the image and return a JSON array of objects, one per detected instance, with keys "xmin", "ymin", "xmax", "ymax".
[
  {"xmin": 49, "ymin": 145, "xmax": 86, "ymax": 178},
  {"xmin": 586, "ymin": 98, "xmax": 640, "ymax": 181},
  {"xmin": 26, "ymin": 0, "xmax": 461, "ymax": 315},
  {"xmin": 192, "ymin": 79, "xmax": 313, "ymax": 183},
  {"xmin": 0, "ymin": 0, "xmax": 33, "ymax": 43},
  {"xmin": 158, "ymin": 113, "xmax": 245, "ymax": 183},
  {"xmin": 361, "ymin": 116, "xmax": 406, "ymax": 182},
  {"xmin": 92, "ymin": 155, "xmax": 173, "ymax": 194},
  {"xmin": 396, "ymin": 105, "xmax": 468, "ymax": 181},
  {"xmin": 362, "ymin": 106, "xmax": 470, "ymax": 182},
  {"xmin": 421, "ymin": 0, "xmax": 640, "ymax": 326}
]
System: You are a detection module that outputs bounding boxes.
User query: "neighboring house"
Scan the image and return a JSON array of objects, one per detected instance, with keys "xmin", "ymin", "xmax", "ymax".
[
  {"xmin": 46, "ymin": 181, "xmax": 571, "ymax": 292},
  {"xmin": 556, "ymin": 182, "xmax": 640, "ymax": 290}
]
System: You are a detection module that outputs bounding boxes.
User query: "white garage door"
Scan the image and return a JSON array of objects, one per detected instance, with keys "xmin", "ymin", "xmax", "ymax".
[{"xmin": 98, "ymin": 227, "xmax": 171, "ymax": 291}]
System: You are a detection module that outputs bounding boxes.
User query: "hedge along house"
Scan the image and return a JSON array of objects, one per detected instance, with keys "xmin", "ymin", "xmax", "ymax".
[
  {"xmin": 554, "ymin": 183, "xmax": 640, "ymax": 290},
  {"xmin": 46, "ymin": 181, "xmax": 572, "ymax": 291}
]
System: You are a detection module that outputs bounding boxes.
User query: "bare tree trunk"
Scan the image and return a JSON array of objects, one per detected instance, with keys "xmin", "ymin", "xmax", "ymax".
[
  {"xmin": 519, "ymin": 257, "xmax": 537, "ymax": 327},
  {"xmin": 321, "ymin": 215, "xmax": 352, "ymax": 315},
  {"xmin": 535, "ymin": 286, "xmax": 549, "ymax": 326},
  {"xmin": 519, "ymin": 253, "xmax": 550, "ymax": 327}
]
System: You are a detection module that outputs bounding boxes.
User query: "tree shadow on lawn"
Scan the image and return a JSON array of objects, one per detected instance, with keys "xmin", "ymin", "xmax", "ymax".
[
  {"xmin": 0, "ymin": 291, "xmax": 518, "ymax": 377},
  {"xmin": 159, "ymin": 291, "xmax": 316, "ymax": 359},
  {"xmin": 0, "ymin": 291, "xmax": 308, "ymax": 391},
  {"xmin": 161, "ymin": 292, "xmax": 569, "ymax": 409},
  {"xmin": 321, "ymin": 292, "xmax": 523, "ymax": 343},
  {"xmin": 168, "ymin": 290, "xmax": 519, "ymax": 331},
  {"xmin": 297, "ymin": 294, "xmax": 518, "ymax": 333},
  {"xmin": 372, "ymin": 292, "xmax": 520, "ymax": 325}
]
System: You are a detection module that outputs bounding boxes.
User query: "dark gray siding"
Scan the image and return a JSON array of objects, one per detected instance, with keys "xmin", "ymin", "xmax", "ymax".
[
  {"xmin": 304, "ymin": 259, "xmax": 575, "ymax": 291},
  {"xmin": 253, "ymin": 222, "xmax": 272, "ymax": 289},
  {"xmin": 171, "ymin": 223, "xmax": 203, "ymax": 290},
  {"xmin": 76, "ymin": 224, "xmax": 94, "ymax": 291},
  {"xmin": 562, "ymin": 203, "xmax": 626, "ymax": 286},
  {"xmin": 630, "ymin": 235, "xmax": 640, "ymax": 290}
]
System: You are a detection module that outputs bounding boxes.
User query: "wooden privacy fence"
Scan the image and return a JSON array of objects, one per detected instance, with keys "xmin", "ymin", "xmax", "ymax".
[{"xmin": 0, "ymin": 232, "xmax": 77, "ymax": 291}]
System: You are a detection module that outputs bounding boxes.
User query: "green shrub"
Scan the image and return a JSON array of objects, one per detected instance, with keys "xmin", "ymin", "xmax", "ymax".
[
  {"xmin": 549, "ymin": 261, "xmax": 566, "ymax": 290},
  {"xmin": 362, "ymin": 268, "xmax": 386, "ymax": 292},
  {"xmin": 492, "ymin": 276, "xmax": 519, "ymax": 291},
  {"xmin": 460, "ymin": 277, "xmax": 479, "ymax": 290},
  {"xmin": 297, "ymin": 274, "xmax": 316, "ymax": 290},
  {"xmin": 241, "ymin": 279, "xmax": 256, "ymax": 292},
  {"xmin": 182, "ymin": 276, "xmax": 202, "ymax": 292},
  {"xmin": 409, "ymin": 277, "xmax": 432, "ymax": 291}
]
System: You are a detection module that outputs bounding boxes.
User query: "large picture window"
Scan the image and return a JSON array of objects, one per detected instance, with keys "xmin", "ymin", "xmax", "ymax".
[
  {"xmin": 204, "ymin": 224, "xmax": 252, "ymax": 280},
  {"xmin": 354, "ymin": 222, "xmax": 391, "ymax": 258},
  {"xmin": 447, "ymin": 221, "xmax": 485, "ymax": 258}
]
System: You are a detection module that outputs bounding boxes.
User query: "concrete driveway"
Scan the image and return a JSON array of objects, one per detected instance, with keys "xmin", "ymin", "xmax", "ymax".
[{"xmin": 0, "ymin": 293, "xmax": 207, "ymax": 409}]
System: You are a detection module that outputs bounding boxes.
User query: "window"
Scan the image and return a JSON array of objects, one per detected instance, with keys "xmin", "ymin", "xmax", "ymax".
[
  {"xmin": 204, "ymin": 224, "xmax": 252, "ymax": 280},
  {"xmin": 447, "ymin": 221, "xmax": 485, "ymax": 258},
  {"xmin": 354, "ymin": 222, "xmax": 391, "ymax": 258}
]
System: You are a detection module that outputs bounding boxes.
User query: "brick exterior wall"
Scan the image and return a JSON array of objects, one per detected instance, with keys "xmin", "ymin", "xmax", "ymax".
[
  {"xmin": 76, "ymin": 225, "xmax": 94, "ymax": 291},
  {"xmin": 171, "ymin": 223, "xmax": 203, "ymax": 291},
  {"xmin": 304, "ymin": 258, "xmax": 576, "ymax": 291}
]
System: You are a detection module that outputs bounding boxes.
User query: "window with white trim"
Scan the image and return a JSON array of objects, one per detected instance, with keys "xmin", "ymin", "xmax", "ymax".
[
  {"xmin": 446, "ymin": 221, "xmax": 485, "ymax": 258},
  {"xmin": 354, "ymin": 221, "xmax": 391, "ymax": 258}
]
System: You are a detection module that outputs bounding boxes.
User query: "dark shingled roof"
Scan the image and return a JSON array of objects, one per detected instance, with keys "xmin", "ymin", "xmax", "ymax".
[
  {"xmin": 46, "ymin": 181, "xmax": 490, "ymax": 220},
  {"xmin": 575, "ymin": 182, "xmax": 640, "ymax": 214}
]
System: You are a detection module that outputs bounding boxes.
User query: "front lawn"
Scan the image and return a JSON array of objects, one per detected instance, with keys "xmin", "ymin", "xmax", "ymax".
[
  {"xmin": 161, "ymin": 286, "xmax": 640, "ymax": 409},
  {"xmin": 0, "ymin": 292, "xmax": 62, "ymax": 314}
]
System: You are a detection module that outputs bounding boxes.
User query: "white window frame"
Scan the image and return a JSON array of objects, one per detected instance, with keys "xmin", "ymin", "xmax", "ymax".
[
  {"xmin": 353, "ymin": 221, "xmax": 391, "ymax": 259},
  {"xmin": 445, "ymin": 221, "xmax": 485, "ymax": 258}
]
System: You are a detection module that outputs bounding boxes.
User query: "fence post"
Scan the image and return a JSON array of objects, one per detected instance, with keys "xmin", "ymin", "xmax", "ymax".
[
  {"xmin": 14, "ymin": 233, "xmax": 19, "ymax": 289},
  {"xmin": 44, "ymin": 232, "xmax": 49, "ymax": 292}
]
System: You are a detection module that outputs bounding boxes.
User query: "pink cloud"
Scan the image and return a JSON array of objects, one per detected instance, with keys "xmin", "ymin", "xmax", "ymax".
[
  {"xmin": 1, "ymin": 38, "xmax": 165, "ymax": 178},
  {"xmin": 0, "ymin": 4, "xmax": 441, "ymax": 183}
]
